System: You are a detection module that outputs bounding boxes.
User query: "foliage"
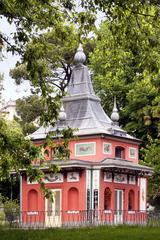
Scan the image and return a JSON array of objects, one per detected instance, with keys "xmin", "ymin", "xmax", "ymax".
[
  {"xmin": 0, "ymin": 0, "xmax": 75, "ymax": 54},
  {"xmin": 0, "ymin": 194, "xmax": 19, "ymax": 224},
  {"xmin": 10, "ymin": 24, "xmax": 78, "ymax": 92},
  {"xmin": 90, "ymin": 5, "xmax": 160, "ymax": 141},
  {"xmin": 0, "ymin": 118, "xmax": 40, "ymax": 179},
  {"xmin": 0, "ymin": 177, "xmax": 19, "ymax": 200},
  {"xmin": 89, "ymin": 4, "xmax": 160, "ymax": 200},
  {"xmin": 2, "ymin": 1, "xmax": 160, "ymax": 126},
  {"xmin": 0, "ymin": 116, "xmax": 75, "ymax": 199},
  {"xmin": 2, "ymin": 198, "xmax": 19, "ymax": 216},
  {"xmin": 141, "ymin": 138, "xmax": 160, "ymax": 203},
  {"xmin": 15, "ymin": 94, "xmax": 44, "ymax": 135}
]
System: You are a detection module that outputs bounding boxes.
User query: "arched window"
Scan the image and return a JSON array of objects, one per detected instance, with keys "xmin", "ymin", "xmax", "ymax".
[
  {"xmin": 28, "ymin": 189, "xmax": 38, "ymax": 211},
  {"xmin": 115, "ymin": 146, "xmax": 125, "ymax": 159},
  {"xmin": 128, "ymin": 190, "xmax": 134, "ymax": 211},
  {"xmin": 68, "ymin": 187, "xmax": 79, "ymax": 210},
  {"xmin": 104, "ymin": 188, "xmax": 111, "ymax": 210}
]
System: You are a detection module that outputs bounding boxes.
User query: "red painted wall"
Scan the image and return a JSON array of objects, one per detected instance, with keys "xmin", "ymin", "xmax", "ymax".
[
  {"xmin": 100, "ymin": 171, "xmax": 140, "ymax": 211},
  {"xmin": 22, "ymin": 170, "xmax": 86, "ymax": 213},
  {"xmin": 69, "ymin": 137, "xmax": 139, "ymax": 163}
]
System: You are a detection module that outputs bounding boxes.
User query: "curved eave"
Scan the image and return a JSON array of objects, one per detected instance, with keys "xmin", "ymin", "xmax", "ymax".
[
  {"xmin": 31, "ymin": 133, "xmax": 141, "ymax": 146},
  {"xmin": 19, "ymin": 157, "xmax": 153, "ymax": 177},
  {"xmin": 101, "ymin": 158, "xmax": 153, "ymax": 176}
]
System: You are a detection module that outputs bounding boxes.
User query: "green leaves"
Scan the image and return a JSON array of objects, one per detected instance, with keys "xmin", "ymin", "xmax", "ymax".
[
  {"xmin": 90, "ymin": 4, "xmax": 160, "ymax": 139},
  {"xmin": 89, "ymin": 3, "xmax": 160, "ymax": 202},
  {"xmin": 0, "ymin": 118, "xmax": 40, "ymax": 179},
  {"xmin": 15, "ymin": 94, "xmax": 43, "ymax": 135}
]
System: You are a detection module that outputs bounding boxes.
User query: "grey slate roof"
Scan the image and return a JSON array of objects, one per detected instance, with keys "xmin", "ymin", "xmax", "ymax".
[
  {"xmin": 30, "ymin": 46, "xmax": 138, "ymax": 142},
  {"xmin": 33, "ymin": 158, "xmax": 152, "ymax": 175},
  {"xmin": 100, "ymin": 158, "xmax": 153, "ymax": 173}
]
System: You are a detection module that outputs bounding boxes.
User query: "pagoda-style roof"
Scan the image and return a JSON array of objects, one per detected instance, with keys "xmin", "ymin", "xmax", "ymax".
[
  {"xmin": 31, "ymin": 158, "xmax": 152, "ymax": 176},
  {"xmin": 100, "ymin": 158, "xmax": 152, "ymax": 175},
  {"xmin": 30, "ymin": 45, "xmax": 139, "ymax": 142}
]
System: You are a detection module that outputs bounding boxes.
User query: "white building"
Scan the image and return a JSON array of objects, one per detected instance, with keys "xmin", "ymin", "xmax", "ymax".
[{"xmin": 0, "ymin": 100, "xmax": 17, "ymax": 121}]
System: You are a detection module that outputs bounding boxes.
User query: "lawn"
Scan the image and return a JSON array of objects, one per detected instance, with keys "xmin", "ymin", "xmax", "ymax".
[{"xmin": 1, "ymin": 226, "xmax": 160, "ymax": 240}]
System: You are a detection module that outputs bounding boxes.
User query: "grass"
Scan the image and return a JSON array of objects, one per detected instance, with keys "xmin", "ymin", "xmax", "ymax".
[{"xmin": 1, "ymin": 226, "xmax": 160, "ymax": 240}]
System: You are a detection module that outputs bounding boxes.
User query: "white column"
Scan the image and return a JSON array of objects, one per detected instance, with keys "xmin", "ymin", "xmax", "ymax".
[
  {"xmin": 92, "ymin": 170, "xmax": 100, "ymax": 210},
  {"xmin": 139, "ymin": 177, "xmax": 147, "ymax": 211}
]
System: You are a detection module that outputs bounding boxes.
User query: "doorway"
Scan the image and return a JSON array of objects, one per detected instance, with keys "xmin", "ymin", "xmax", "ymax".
[
  {"xmin": 45, "ymin": 189, "xmax": 61, "ymax": 227},
  {"xmin": 114, "ymin": 189, "xmax": 123, "ymax": 224}
]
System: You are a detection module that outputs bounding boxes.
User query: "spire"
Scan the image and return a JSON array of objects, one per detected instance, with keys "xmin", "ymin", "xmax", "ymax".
[
  {"xmin": 67, "ymin": 44, "xmax": 94, "ymax": 95},
  {"xmin": 30, "ymin": 44, "xmax": 131, "ymax": 140},
  {"xmin": 111, "ymin": 96, "xmax": 119, "ymax": 126}
]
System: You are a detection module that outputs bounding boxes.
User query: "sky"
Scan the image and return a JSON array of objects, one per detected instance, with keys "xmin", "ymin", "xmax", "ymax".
[
  {"xmin": 0, "ymin": 17, "xmax": 30, "ymax": 103},
  {"xmin": 0, "ymin": 11, "xmax": 105, "ymax": 103}
]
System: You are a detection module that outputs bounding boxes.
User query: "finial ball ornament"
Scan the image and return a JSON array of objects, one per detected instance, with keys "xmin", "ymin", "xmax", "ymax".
[
  {"xmin": 59, "ymin": 106, "xmax": 67, "ymax": 121},
  {"xmin": 74, "ymin": 43, "xmax": 86, "ymax": 64},
  {"xmin": 111, "ymin": 96, "xmax": 119, "ymax": 123},
  {"xmin": 111, "ymin": 112, "xmax": 119, "ymax": 122}
]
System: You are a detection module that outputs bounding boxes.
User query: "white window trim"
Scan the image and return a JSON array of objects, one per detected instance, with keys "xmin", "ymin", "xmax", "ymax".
[
  {"xmin": 129, "ymin": 175, "xmax": 136, "ymax": 185},
  {"xmin": 129, "ymin": 147, "xmax": 137, "ymax": 159},
  {"xmin": 75, "ymin": 142, "xmax": 96, "ymax": 156},
  {"xmin": 103, "ymin": 142, "xmax": 112, "ymax": 154},
  {"xmin": 67, "ymin": 172, "xmax": 80, "ymax": 182}
]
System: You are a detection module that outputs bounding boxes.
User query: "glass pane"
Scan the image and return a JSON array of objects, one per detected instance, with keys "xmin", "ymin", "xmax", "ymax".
[
  {"xmin": 55, "ymin": 191, "xmax": 60, "ymax": 216},
  {"xmin": 93, "ymin": 189, "xmax": 98, "ymax": 210},
  {"xmin": 115, "ymin": 148, "xmax": 122, "ymax": 158},
  {"xmin": 115, "ymin": 190, "xmax": 117, "ymax": 211},
  {"xmin": 47, "ymin": 198, "xmax": 52, "ymax": 217},
  {"xmin": 119, "ymin": 191, "xmax": 122, "ymax": 211},
  {"xmin": 87, "ymin": 189, "xmax": 90, "ymax": 210}
]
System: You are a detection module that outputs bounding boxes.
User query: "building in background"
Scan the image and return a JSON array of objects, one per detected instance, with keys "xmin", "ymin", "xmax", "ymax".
[
  {"xmin": 20, "ymin": 45, "xmax": 152, "ymax": 227},
  {"xmin": 0, "ymin": 100, "xmax": 17, "ymax": 121}
]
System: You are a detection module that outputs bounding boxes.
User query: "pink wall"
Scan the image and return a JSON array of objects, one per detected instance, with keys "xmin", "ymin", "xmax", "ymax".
[
  {"xmin": 69, "ymin": 137, "xmax": 139, "ymax": 163},
  {"xmin": 100, "ymin": 171, "xmax": 140, "ymax": 211},
  {"xmin": 22, "ymin": 170, "xmax": 86, "ymax": 213}
]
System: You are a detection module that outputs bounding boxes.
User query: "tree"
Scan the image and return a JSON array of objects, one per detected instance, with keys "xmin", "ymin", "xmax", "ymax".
[
  {"xmin": 0, "ymin": 0, "xmax": 75, "ymax": 53},
  {"xmin": 10, "ymin": 23, "xmax": 79, "ymax": 93},
  {"xmin": 1, "ymin": 1, "xmax": 159, "ymax": 125},
  {"xmin": 15, "ymin": 94, "xmax": 44, "ymax": 135},
  {"xmin": 90, "ymin": 5, "xmax": 160, "ymax": 139},
  {"xmin": 89, "ymin": 5, "xmax": 160, "ymax": 201},
  {"xmin": 0, "ymin": 119, "xmax": 39, "ymax": 179},
  {"xmin": 10, "ymin": 23, "xmax": 95, "ymax": 126},
  {"xmin": 0, "ymin": 117, "xmax": 74, "ymax": 199},
  {"xmin": 140, "ymin": 138, "xmax": 160, "ymax": 207}
]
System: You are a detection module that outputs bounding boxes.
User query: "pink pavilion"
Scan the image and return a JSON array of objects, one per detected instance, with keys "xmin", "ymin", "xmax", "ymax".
[{"xmin": 20, "ymin": 45, "xmax": 152, "ymax": 227}]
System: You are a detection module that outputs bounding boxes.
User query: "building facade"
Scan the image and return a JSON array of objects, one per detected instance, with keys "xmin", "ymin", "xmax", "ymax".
[
  {"xmin": 20, "ymin": 45, "xmax": 152, "ymax": 227},
  {"xmin": 0, "ymin": 100, "xmax": 17, "ymax": 120}
]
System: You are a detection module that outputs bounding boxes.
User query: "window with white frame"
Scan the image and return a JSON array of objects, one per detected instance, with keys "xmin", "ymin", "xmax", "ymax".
[
  {"xmin": 103, "ymin": 142, "xmax": 112, "ymax": 154},
  {"xmin": 75, "ymin": 142, "xmax": 96, "ymax": 156},
  {"xmin": 129, "ymin": 147, "xmax": 137, "ymax": 159}
]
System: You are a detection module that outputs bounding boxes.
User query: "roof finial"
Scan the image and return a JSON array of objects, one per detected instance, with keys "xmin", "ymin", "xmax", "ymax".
[
  {"xmin": 74, "ymin": 43, "xmax": 86, "ymax": 65},
  {"xmin": 111, "ymin": 96, "xmax": 119, "ymax": 125},
  {"xmin": 58, "ymin": 104, "xmax": 67, "ymax": 122}
]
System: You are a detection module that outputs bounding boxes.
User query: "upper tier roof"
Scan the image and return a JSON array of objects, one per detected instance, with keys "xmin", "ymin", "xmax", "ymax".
[{"xmin": 30, "ymin": 45, "xmax": 139, "ymax": 142}]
